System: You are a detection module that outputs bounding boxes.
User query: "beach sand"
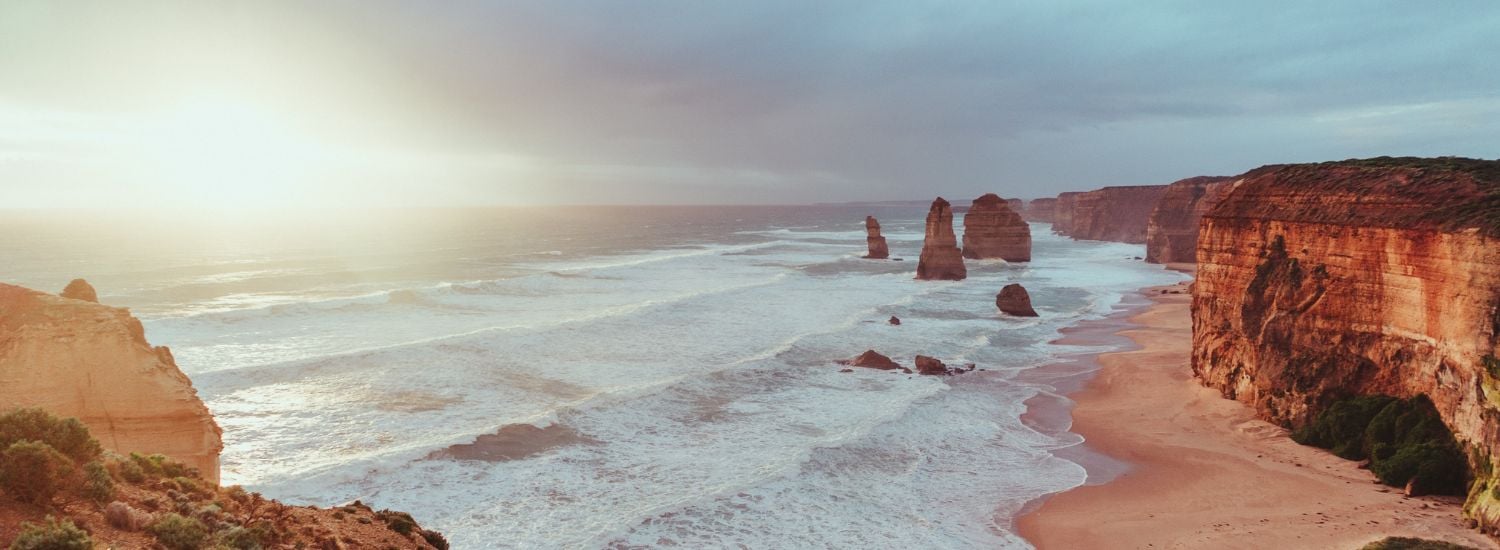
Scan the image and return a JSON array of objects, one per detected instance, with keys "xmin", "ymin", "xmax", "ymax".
[{"xmin": 1015, "ymin": 282, "xmax": 1497, "ymax": 549}]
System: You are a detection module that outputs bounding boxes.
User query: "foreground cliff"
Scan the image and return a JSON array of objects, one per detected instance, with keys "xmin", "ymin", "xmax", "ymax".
[
  {"xmin": 1144, "ymin": 176, "xmax": 1233, "ymax": 263},
  {"xmin": 1189, "ymin": 157, "xmax": 1500, "ymax": 529},
  {"xmin": 0, "ymin": 281, "xmax": 223, "ymax": 483},
  {"xmin": 961, "ymin": 193, "xmax": 1031, "ymax": 262}
]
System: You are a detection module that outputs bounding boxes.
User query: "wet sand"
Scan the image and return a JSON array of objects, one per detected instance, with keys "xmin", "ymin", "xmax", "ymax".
[{"xmin": 1014, "ymin": 282, "xmax": 1495, "ymax": 549}]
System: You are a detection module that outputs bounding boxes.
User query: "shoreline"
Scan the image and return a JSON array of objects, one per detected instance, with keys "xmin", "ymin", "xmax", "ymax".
[{"xmin": 1013, "ymin": 282, "xmax": 1495, "ymax": 549}]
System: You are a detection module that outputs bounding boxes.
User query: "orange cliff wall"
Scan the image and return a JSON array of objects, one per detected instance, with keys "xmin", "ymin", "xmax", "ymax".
[
  {"xmin": 1144, "ymin": 176, "xmax": 1233, "ymax": 264},
  {"xmin": 1189, "ymin": 158, "xmax": 1500, "ymax": 525},
  {"xmin": 1051, "ymin": 192, "xmax": 1080, "ymax": 234},
  {"xmin": 1064, "ymin": 185, "xmax": 1168, "ymax": 243},
  {"xmin": 0, "ymin": 283, "xmax": 223, "ymax": 483}
]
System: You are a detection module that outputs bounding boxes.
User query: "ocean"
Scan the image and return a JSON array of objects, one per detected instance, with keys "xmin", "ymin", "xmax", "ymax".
[{"xmin": 0, "ymin": 206, "xmax": 1185, "ymax": 548}]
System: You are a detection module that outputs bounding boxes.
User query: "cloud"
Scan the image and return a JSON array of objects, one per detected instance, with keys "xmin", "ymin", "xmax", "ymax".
[{"xmin": 1, "ymin": 0, "xmax": 1497, "ymax": 206}]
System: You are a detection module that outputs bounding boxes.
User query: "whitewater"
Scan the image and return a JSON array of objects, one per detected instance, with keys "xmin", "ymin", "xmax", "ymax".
[{"xmin": 0, "ymin": 206, "xmax": 1184, "ymax": 548}]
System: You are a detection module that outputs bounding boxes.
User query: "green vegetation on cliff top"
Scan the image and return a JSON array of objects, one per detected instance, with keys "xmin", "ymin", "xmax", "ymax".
[{"xmin": 1266, "ymin": 156, "xmax": 1500, "ymax": 236}]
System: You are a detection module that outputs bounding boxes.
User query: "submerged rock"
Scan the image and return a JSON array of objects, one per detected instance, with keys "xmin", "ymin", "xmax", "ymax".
[
  {"xmin": 888, "ymin": 316, "xmax": 901, "ymax": 325},
  {"xmin": 914, "ymin": 355, "xmax": 948, "ymax": 375},
  {"xmin": 996, "ymin": 284, "xmax": 1039, "ymax": 317},
  {"xmin": 915, "ymin": 198, "xmax": 966, "ymax": 280},
  {"xmin": 839, "ymin": 350, "xmax": 901, "ymax": 370}
]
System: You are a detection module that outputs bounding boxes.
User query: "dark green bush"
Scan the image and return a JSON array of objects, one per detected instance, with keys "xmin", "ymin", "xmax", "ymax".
[
  {"xmin": 422, "ymin": 529, "xmax": 450, "ymax": 550},
  {"xmin": 147, "ymin": 513, "xmax": 209, "ymax": 550},
  {"xmin": 129, "ymin": 452, "xmax": 192, "ymax": 480},
  {"xmin": 1294, "ymin": 394, "xmax": 1469, "ymax": 495},
  {"xmin": 213, "ymin": 524, "xmax": 271, "ymax": 550},
  {"xmin": 0, "ymin": 441, "xmax": 77, "ymax": 506},
  {"xmin": 0, "ymin": 408, "xmax": 101, "ymax": 464},
  {"xmin": 8, "ymin": 516, "xmax": 93, "ymax": 550},
  {"xmin": 82, "ymin": 460, "xmax": 114, "ymax": 503},
  {"xmin": 376, "ymin": 509, "xmax": 417, "ymax": 535}
]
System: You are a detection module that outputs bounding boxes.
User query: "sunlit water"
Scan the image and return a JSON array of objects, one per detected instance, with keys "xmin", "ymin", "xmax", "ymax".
[{"xmin": 0, "ymin": 206, "xmax": 1184, "ymax": 548}]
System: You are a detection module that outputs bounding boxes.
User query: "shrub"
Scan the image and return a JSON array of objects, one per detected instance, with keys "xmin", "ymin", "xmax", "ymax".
[
  {"xmin": 104, "ymin": 501, "xmax": 153, "ymax": 532},
  {"xmin": 214, "ymin": 524, "xmax": 271, "ymax": 550},
  {"xmin": 1295, "ymin": 394, "xmax": 1469, "ymax": 495},
  {"xmin": 147, "ymin": 513, "xmax": 209, "ymax": 550},
  {"xmin": 8, "ymin": 516, "xmax": 93, "ymax": 550},
  {"xmin": 82, "ymin": 460, "xmax": 114, "ymax": 502},
  {"xmin": 0, "ymin": 441, "xmax": 77, "ymax": 506},
  {"xmin": 118, "ymin": 455, "xmax": 146, "ymax": 483},
  {"xmin": 0, "ymin": 408, "xmax": 101, "ymax": 464},
  {"xmin": 376, "ymin": 509, "xmax": 417, "ymax": 535},
  {"xmin": 1360, "ymin": 537, "xmax": 1478, "ymax": 550},
  {"xmin": 421, "ymin": 529, "xmax": 450, "ymax": 550},
  {"xmin": 129, "ymin": 452, "xmax": 192, "ymax": 480}
]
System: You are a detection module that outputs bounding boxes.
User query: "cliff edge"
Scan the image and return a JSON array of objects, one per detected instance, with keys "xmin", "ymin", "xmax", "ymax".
[
  {"xmin": 1189, "ymin": 157, "xmax": 1500, "ymax": 529},
  {"xmin": 1144, "ymin": 176, "xmax": 1234, "ymax": 264},
  {"xmin": 0, "ymin": 282, "xmax": 223, "ymax": 483}
]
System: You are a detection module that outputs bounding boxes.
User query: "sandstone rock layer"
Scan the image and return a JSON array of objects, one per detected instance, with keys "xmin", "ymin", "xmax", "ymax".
[
  {"xmin": 961, "ymin": 193, "xmax": 1031, "ymax": 262},
  {"xmin": 996, "ymin": 284, "xmax": 1039, "ymax": 317},
  {"xmin": 1188, "ymin": 157, "xmax": 1500, "ymax": 527},
  {"xmin": 863, "ymin": 216, "xmax": 889, "ymax": 259},
  {"xmin": 0, "ymin": 283, "xmax": 223, "ymax": 482},
  {"xmin": 1145, "ymin": 176, "xmax": 1234, "ymax": 264},
  {"xmin": 916, "ymin": 198, "xmax": 967, "ymax": 280},
  {"xmin": 1051, "ymin": 192, "xmax": 1081, "ymax": 234},
  {"xmin": 1061, "ymin": 185, "xmax": 1168, "ymax": 243}
]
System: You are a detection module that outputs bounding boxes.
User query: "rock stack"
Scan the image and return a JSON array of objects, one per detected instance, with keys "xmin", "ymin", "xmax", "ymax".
[
  {"xmin": 996, "ymin": 283, "xmax": 1039, "ymax": 317},
  {"xmin": 863, "ymin": 216, "xmax": 889, "ymax": 259},
  {"xmin": 915, "ymin": 198, "xmax": 967, "ymax": 280},
  {"xmin": 60, "ymin": 278, "xmax": 99, "ymax": 302},
  {"xmin": 961, "ymin": 193, "xmax": 1031, "ymax": 262}
]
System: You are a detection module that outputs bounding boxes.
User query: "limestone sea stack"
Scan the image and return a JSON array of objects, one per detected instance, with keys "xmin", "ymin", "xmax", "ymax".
[
  {"xmin": 0, "ymin": 282, "xmax": 223, "ymax": 483},
  {"xmin": 961, "ymin": 193, "xmax": 1032, "ymax": 262},
  {"xmin": 863, "ymin": 216, "xmax": 890, "ymax": 259},
  {"xmin": 1188, "ymin": 157, "xmax": 1500, "ymax": 527},
  {"xmin": 996, "ymin": 283, "xmax": 1039, "ymax": 317},
  {"xmin": 915, "ymin": 197, "xmax": 967, "ymax": 280},
  {"xmin": 1144, "ymin": 176, "xmax": 1234, "ymax": 264}
]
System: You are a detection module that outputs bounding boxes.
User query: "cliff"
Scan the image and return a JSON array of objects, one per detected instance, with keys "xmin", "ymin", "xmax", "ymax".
[
  {"xmin": 1063, "ymin": 185, "xmax": 1169, "ymax": 243},
  {"xmin": 1144, "ymin": 176, "xmax": 1234, "ymax": 264},
  {"xmin": 1189, "ymin": 157, "xmax": 1500, "ymax": 528},
  {"xmin": 1024, "ymin": 198, "xmax": 1057, "ymax": 223},
  {"xmin": 863, "ymin": 216, "xmax": 889, "ymax": 259},
  {"xmin": 0, "ymin": 282, "xmax": 223, "ymax": 483},
  {"xmin": 1051, "ymin": 192, "xmax": 1081, "ymax": 234},
  {"xmin": 961, "ymin": 193, "xmax": 1031, "ymax": 262},
  {"xmin": 915, "ymin": 197, "xmax": 967, "ymax": 280}
]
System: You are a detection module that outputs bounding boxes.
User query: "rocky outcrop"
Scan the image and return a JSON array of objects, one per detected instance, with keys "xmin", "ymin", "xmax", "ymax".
[
  {"xmin": 0, "ymin": 283, "xmax": 223, "ymax": 483},
  {"xmin": 914, "ymin": 355, "xmax": 948, "ymax": 376},
  {"xmin": 888, "ymin": 316, "xmax": 901, "ymax": 326},
  {"xmin": 1024, "ymin": 198, "xmax": 1058, "ymax": 223},
  {"xmin": 1051, "ymin": 192, "xmax": 1081, "ymax": 234},
  {"xmin": 1188, "ymin": 157, "xmax": 1500, "ymax": 527},
  {"xmin": 961, "ymin": 193, "xmax": 1031, "ymax": 262},
  {"xmin": 60, "ymin": 279, "xmax": 99, "ymax": 303},
  {"xmin": 916, "ymin": 198, "xmax": 967, "ymax": 280},
  {"xmin": 1005, "ymin": 198, "xmax": 1024, "ymax": 212},
  {"xmin": 839, "ymin": 350, "xmax": 901, "ymax": 370},
  {"xmin": 1062, "ymin": 185, "xmax": 1169, "ymax": 243},
  {"xmin": 996, "ymin": 284, "xmax": 1039, "ymax": 317},
  {"xmin": 863, "ymin": 216, "xmax": 890, "ymax": 259},
  {"xmin": 1145, "ymin": 176, "xmax": 1234, "ymax": 264}
]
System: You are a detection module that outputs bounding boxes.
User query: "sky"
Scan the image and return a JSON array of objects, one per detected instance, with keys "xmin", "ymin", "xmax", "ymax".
[{"xmin": 1, "ymin": 1, "xmax": 1497, "ymax": 208}]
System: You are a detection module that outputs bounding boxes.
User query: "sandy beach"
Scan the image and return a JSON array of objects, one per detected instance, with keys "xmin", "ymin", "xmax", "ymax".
[{"xmin": 1016, "ymin": 281, "xmax": 1497, "ymax": 549}]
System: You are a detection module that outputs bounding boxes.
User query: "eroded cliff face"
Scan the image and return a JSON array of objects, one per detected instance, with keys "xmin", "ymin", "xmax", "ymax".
[
  {"xmin": 1051, "ymin": 193, "xmax": 1080, "ymax": 234},
  {"xmin": 916, "ymin": 197, "xmax": 967, "ymax": 280},
  {"xmin": 1063, "ymin": 185, "xmax": 1168, "ymax": 243},
  {"xmin": 1144, "ymin": 176, "xmax": 1233, "ymax": 264},
  {"xmin": 961, "ymin": 193, "xmax": 1031, "ymax": 262},
  {"xmin": 1190, "ymin": 158, "xmax": 1500, "ymax": 527},
  {"xmin": 1024, "ymin": 197, "xmax": 1057, "ymax": 223},
  {"xmin": 0, "ymin": 282, "xmax": 223, "ymax": 483}
]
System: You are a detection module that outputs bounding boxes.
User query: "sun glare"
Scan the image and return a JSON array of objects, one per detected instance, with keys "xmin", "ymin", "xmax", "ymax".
[{"xmin": 144, "ymin": 95, "xmax": 332, "ymax": 206}]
